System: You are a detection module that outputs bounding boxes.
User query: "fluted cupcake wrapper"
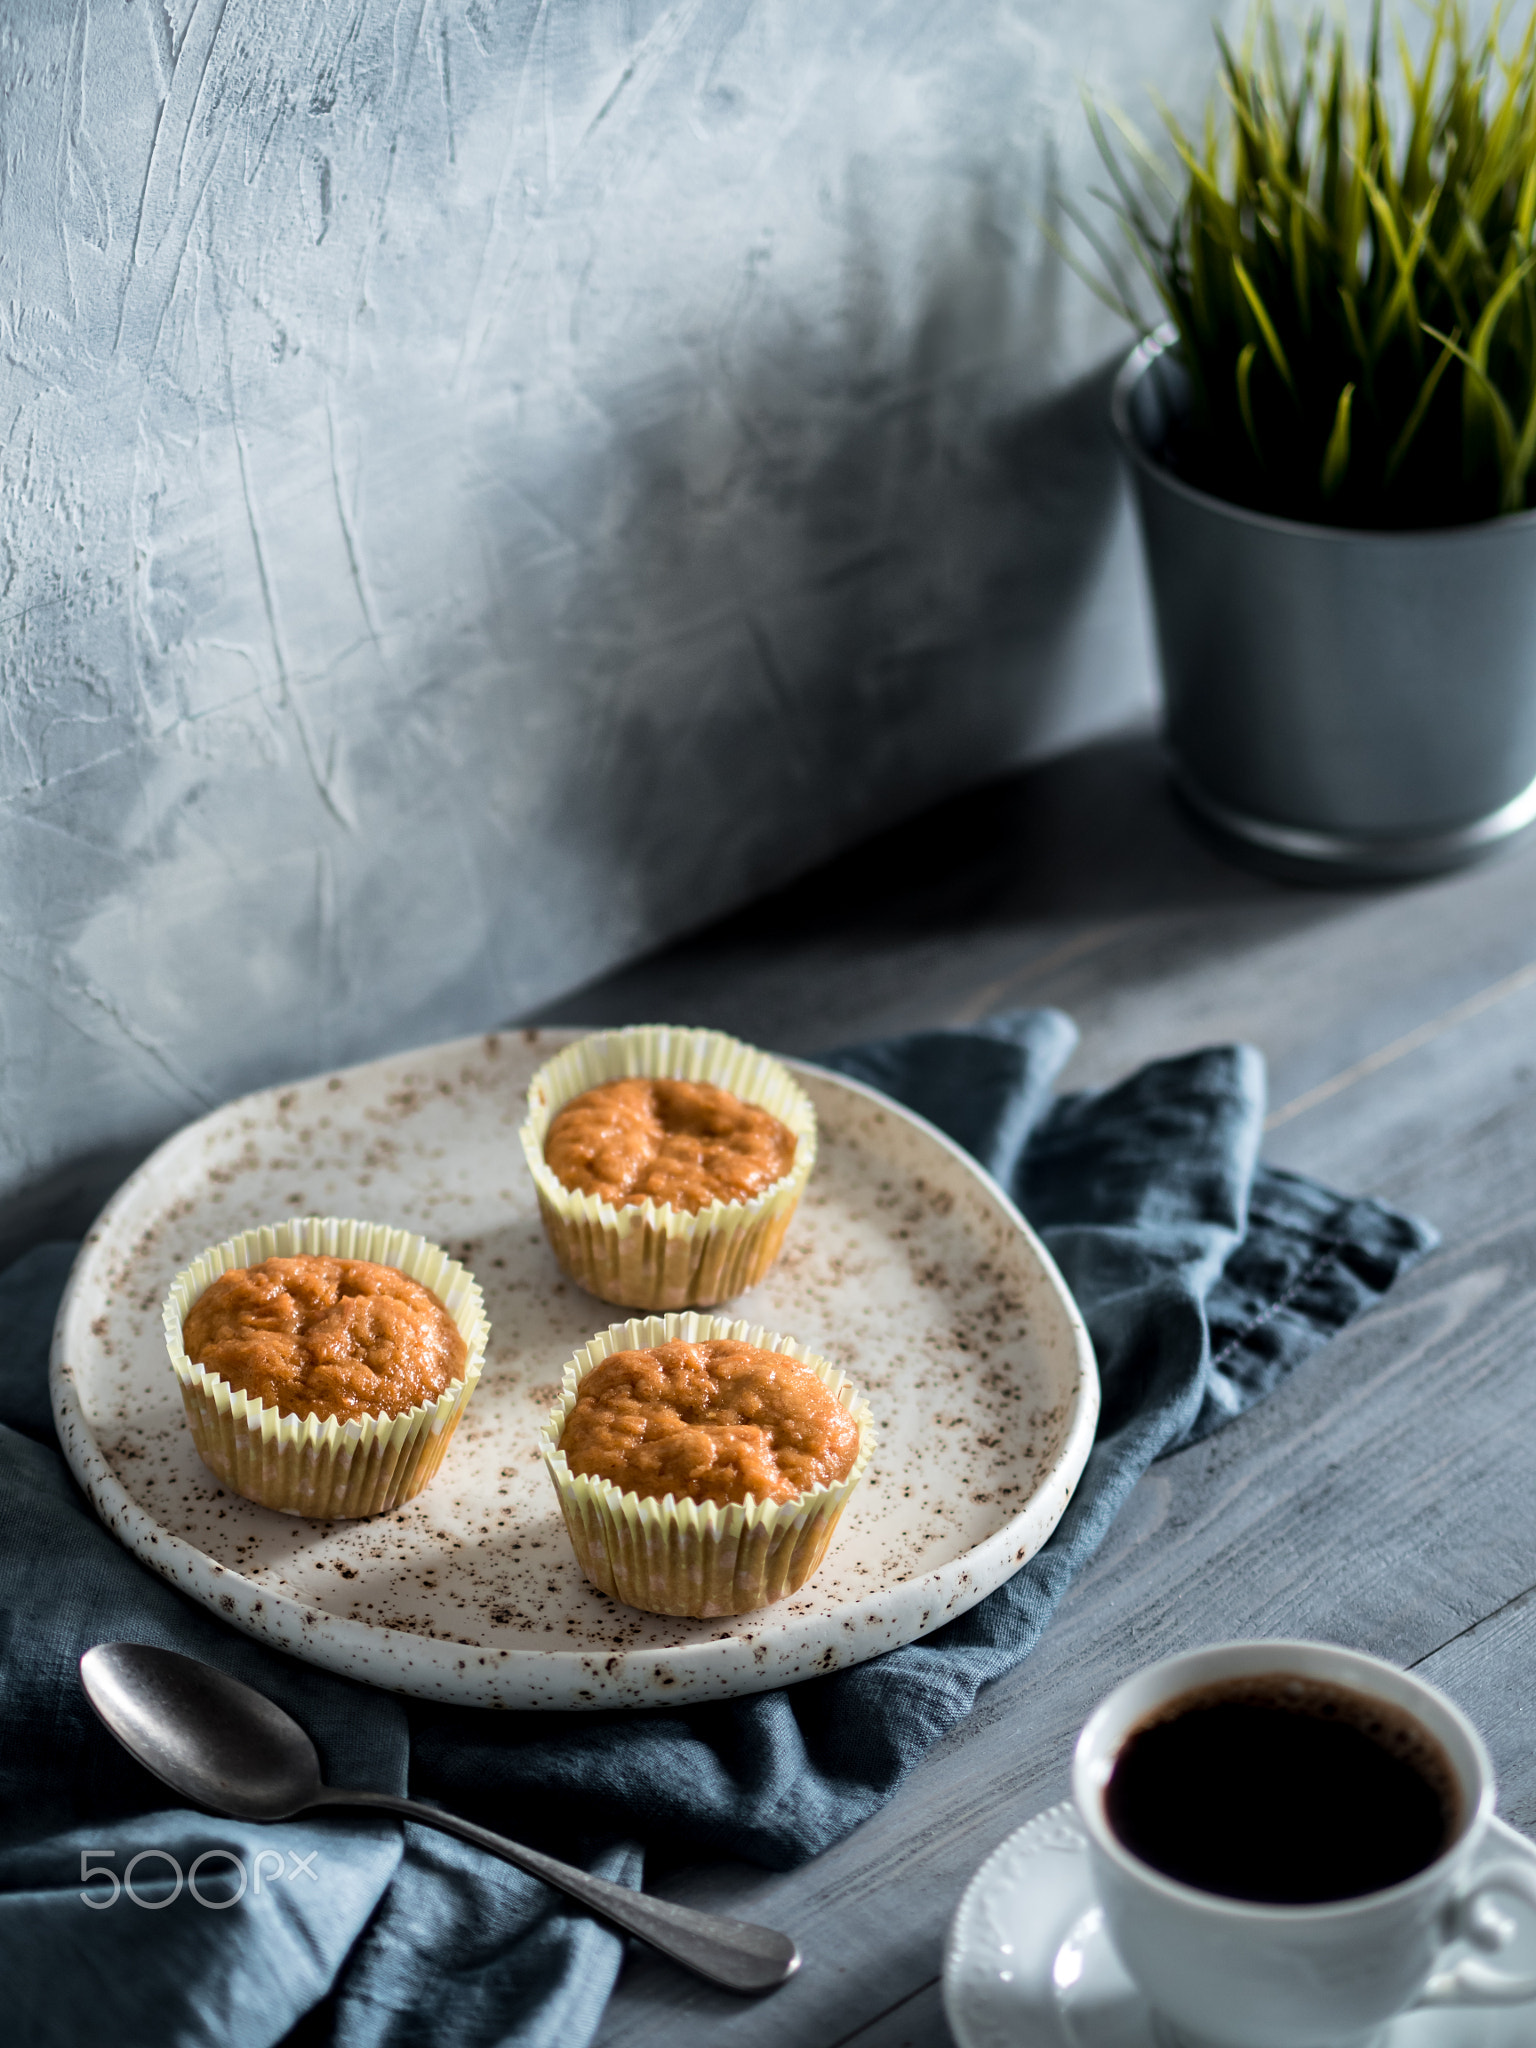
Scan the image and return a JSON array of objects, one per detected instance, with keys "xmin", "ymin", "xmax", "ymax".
[
  {"xmin": 540, "ymin": 1311, "xmax": 875, "ymax": 1618},
  {"xmin": 163, "ymin": 1216, "xmax": 489, "ymax": 1519},
  {"xmin": 520, "ymin": 1025, "xmax": 817, "ymax": 1311}
]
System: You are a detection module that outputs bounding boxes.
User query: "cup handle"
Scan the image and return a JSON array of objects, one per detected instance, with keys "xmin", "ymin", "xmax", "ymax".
[{"xmin": 1414, "ymin": 1859, "xmax": 1536, "ymax": 2008}]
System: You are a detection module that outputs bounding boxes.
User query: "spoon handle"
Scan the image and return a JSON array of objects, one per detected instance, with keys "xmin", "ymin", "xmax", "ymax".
[{"xmin": 315, "ymin": 1787, "xmax": 799, "ymax": 1994}]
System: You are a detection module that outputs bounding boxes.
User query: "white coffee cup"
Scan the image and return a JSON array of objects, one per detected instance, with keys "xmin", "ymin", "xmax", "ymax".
[{"xmin": 1071, "ymin": 1639, "xmax": 1536, "ymax": 2048}]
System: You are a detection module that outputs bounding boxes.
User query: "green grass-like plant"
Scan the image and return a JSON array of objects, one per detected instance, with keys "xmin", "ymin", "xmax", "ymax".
[{"xmin": 1070, "ymin": 1, "xmax": 1536, "ymax": 526}]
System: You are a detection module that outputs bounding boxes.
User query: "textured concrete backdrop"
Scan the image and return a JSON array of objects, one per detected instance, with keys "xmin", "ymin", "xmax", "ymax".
[{"xmin": 0, "ymin": 0, "xmax": 1235, "ymax": 1256}]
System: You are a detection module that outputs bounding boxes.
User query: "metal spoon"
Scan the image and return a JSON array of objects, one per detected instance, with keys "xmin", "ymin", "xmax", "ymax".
[{"xmin": 80, "ymin": 1641, "xmax": 799, "ymax": 1994}]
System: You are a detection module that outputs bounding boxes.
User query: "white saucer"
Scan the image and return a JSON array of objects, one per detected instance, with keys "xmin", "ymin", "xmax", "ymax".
[{"xmin": 943, "ymin": 1800, "xmax": 1536, "ymax": 2048}]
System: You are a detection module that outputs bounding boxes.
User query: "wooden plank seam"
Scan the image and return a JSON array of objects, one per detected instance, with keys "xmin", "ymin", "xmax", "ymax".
[{"xmin": 1266, "ymin": 958, "xmax": 1536, "ymax": 1131}]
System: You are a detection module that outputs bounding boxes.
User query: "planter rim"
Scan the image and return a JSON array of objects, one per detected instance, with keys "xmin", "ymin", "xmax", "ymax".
[{"xmin": 1112, "ymin": 323, "xmax": 1536, "ymax": 546}]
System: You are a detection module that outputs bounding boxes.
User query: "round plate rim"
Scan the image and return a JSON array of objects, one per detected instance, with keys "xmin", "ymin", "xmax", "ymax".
[{"xmin": 49, "ymin": 1032, "xmax": 1099, "ymax": 1711}]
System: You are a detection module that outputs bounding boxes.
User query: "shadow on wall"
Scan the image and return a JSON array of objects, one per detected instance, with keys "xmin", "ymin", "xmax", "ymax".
[
  {"xmin": 0, "ymin": 365, "xmax": 1134, "ymax": 1271},
  {"xmin": 509, "ymin": 341, "xmax": 1137, "ymax": 990},
  {"xmin": 0, "ymin": 114, "xmax": 1145, "ymax": 1267},
  {"xmin": 371, "ymin": 131, "xmax": 1149, "ymax": 1080}
]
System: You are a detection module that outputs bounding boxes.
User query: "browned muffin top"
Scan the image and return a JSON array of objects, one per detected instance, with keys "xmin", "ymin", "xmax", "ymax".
[
  {"xmin": 558, "ymin": 1337, "xmax": 859, "ymax": 1507},
  {"xmin": 543, "ymin": 1078, "xmax": 796, "ymax": 1213},
  {"xmin": 181, "ymin": 1255, "xmax": 467, "ymax": 1423}
]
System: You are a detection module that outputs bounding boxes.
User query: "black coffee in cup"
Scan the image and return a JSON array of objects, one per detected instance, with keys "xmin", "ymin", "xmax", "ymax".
[{"xmin": 1105, "ymin": 1673, "xmax": 1460, "ymax": 1904}]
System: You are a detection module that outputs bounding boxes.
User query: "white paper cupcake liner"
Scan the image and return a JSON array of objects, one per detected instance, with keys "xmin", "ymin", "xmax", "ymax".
[
  {"xmin": 163, "ymin": 1216, "xmax": 489, "ymax": 1519},
  {"xmin": 520, "ymin": 1025, "xmax": 817, "ymax": 1310},
  {"xmin": 540, "ymin": 1311, "xmax": 875, "ymax": 1617}
]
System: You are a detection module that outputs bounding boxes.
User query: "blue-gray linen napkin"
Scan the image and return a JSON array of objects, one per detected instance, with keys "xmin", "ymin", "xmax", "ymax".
[{"xmin": 0, "ymin": 1011, "xmax": 1436, "ymax": 2048}]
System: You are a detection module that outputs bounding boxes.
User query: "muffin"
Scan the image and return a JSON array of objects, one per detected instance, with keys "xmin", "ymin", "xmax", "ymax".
[
  {"xmin": 521, "ymin": 1025, "xmax": 817, "ymax": 1310},
  {"xmin": 540, "ymin": 1311, "xmax": 875, "ymax": 1617},
  {"xmin": 163, "ymin": 1216, "xmax": 489, "ymax": 1518}
]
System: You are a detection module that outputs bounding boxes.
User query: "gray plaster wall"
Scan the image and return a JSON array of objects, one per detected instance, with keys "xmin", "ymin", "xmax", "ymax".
[{"xmin": 0, "ymin": 0, "xmax": 1232, "ymax": 1256}]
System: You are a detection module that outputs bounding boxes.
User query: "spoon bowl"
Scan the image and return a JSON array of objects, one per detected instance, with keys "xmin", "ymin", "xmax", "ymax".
[{"xmin": 82, "ymin": 1642, "xmax": 322, "ymax": 1820}]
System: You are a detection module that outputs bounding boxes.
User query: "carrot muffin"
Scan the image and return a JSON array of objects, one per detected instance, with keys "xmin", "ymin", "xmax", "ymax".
[
  {"xmin": 541, "ymin": 1312, "xmax": 875, "ymax": 1617},
  {"xmin": 182, "ymin": 1256, "xmax": 467, "ymax": 1424},
  {"xmin": 163, "ymin": 1218, "xmax": 488, "ymax": 1519},
  {"xmin": 544, "ymin": 1078, "xmax": 797, "ymax": 1213},
  {"xmin": 559, "ymin": 1337, "xmax": 858, "ymax": 1505},
  {"xmin": 521, "ymin": 1027, "xmax": 817, "ymax": 1311}
]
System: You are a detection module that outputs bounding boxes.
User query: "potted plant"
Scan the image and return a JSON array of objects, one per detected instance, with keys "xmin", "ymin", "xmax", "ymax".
[{"xmin": 1073, "ymin": 1, "xmax": 1536, "ymax": 876}]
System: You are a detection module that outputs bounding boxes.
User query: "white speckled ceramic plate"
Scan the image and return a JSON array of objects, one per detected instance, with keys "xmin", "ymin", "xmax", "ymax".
[{"xmin": 50, "ymin": 1028, "xmax": 1098, "ymax": 1710}]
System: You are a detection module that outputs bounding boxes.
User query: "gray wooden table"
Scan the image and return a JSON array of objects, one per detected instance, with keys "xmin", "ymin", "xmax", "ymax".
[{"xmin": 533, "ymin": 724, "xmax": 1536, "ymax": 2048}]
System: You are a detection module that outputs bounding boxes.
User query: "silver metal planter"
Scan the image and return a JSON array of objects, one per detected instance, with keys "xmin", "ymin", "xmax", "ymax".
[{"xmin": 1113, "ymin": 328, "xmax": 1536, "ymax": 878}]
